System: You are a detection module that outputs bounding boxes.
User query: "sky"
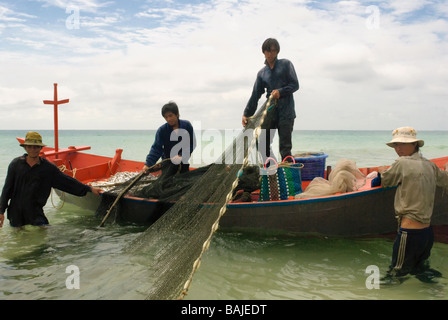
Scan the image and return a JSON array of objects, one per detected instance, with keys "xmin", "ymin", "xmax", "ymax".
[{"xmin": 0, "ymin": 0, "xmax": 447, "ymax": 131}]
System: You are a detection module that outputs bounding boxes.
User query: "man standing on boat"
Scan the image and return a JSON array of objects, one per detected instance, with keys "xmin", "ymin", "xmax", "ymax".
[
  {"xmin": 143, "ymin": 101, "xmax": 196, "ymax": 174},
  {"xmin": 377, "ymin": 127, "xmax": 448, "ymax": 282},
  {"xmin": 242, "ymin": 38, "xmax": 299, "ymax": 163},
  {"xmin": 0, "ymin": 131, "xmax": 102, "ymax": 229}
]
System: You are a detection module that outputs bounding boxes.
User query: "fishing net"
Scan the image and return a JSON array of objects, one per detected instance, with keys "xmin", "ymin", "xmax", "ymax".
[
  {"xmin": 94, "ymin": 162, "xmax": 212, "ymax": 224},
  {"xmin": 295, "ymin": 159, "xmax": 366, "ymax": 199},
  {"xmin": 96, "ymin": 98, "xmax": 275, "ymax": 299}
]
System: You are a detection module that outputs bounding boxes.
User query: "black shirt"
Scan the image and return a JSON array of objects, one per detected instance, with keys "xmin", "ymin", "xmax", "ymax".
[{"xmin": 0, "ymin": 154, "xmax": 91, "ymax": 227}]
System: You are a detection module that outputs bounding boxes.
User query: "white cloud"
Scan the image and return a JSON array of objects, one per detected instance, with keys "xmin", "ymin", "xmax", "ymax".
[
  {"xmin": 0, "ymin": 0, "xmax": 447, "ymax": 131},
  {"xmin": 0, "ymin": 3, "xmax": 36, "ymax": 27},
  {"xmin": 385, "ymin": 0, "xmax": 430, "ymax": 15},
  {"xmin": 36, "ymin": 0, "xmax": 113, "ymax": 13}
]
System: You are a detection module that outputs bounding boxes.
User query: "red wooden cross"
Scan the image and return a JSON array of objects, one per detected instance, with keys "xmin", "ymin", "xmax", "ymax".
[{"xmin": 43, "ymin": 83, "xmax": 69, "ymax": 154}]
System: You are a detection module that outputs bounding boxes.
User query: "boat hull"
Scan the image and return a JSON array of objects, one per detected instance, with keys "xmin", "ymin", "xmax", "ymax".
[
  {"xmin": 222, "ymin": 186, "xmax": 448, "ymax": 237},
  {"xmin": 25, "ymin": 135, "xmax": 444, "ymax": 239},
  {"xmin": 221, "ymin": 187, "xmax": 398, "ymax": 236},
  {"xmin": 58, "ymin": 184, "xmax": 448, "ymax": 239}
]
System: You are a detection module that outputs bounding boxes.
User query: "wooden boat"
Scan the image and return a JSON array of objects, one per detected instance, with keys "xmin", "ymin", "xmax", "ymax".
[
  {"xmin": 18, "ymin": 83, "xmax": 448, "ymax": 239},
  {"xmin": 16, "ymin": 136, "xmax": 448, "ymax": 239}
]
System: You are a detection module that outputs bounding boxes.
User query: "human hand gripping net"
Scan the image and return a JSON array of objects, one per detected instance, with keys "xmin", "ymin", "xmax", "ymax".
[{"xmin": 121, "ymin": 97, "xmax": 276, "ymax": 300}]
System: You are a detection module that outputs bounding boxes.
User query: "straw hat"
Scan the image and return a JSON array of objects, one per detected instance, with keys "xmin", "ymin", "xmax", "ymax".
[
  {"xmin": 20, "ymin": 131, "xmax": 46, "ymax": 147},
  {"xmin": 386, "ymin": 126, "xmax": 424, "ymax": 148}
]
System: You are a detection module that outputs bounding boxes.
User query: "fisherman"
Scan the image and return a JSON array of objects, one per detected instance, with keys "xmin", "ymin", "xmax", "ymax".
[
  {"xmin": 143, "ymin": 101, "xmax": 196, "ymax": 174},
  {"xmin": 376, "ymin": 127, "xmax": 448, "ymax": 282},
  {"xmin": 0, "ymin": 131, "xmax": 102, "ymax": 229},
  {"xmin": 242, "ymin": 38, "xmax": 299, "ymax": 163}
]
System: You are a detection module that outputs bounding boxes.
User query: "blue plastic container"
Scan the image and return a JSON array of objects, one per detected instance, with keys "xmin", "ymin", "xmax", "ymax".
[{"xmin": 293, "ymin": 152, "xmax": 328, "ymax": 181}]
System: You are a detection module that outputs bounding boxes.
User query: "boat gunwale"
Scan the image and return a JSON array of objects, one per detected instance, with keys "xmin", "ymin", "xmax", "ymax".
[
  {"xmin": 226, "ymin": 186, "xmax": 397, "ymax": 208},
  {"xmin": 119, "ymin": 185, "xmax": 398, "ymax": 208}
]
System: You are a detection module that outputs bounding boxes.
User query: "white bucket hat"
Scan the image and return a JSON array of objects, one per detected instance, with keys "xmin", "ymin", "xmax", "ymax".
[{"xmin": 386, "ymin": 126, "xmax": 424, "ymax": 148}]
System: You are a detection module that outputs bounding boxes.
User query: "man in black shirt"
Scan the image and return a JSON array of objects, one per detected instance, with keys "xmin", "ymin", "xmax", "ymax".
[{"xmin": 0, "ymin": 131, "xmax": 101, "ymax": 228}]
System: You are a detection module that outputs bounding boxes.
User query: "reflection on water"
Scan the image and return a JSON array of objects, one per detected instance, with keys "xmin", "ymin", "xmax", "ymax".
[
  {"xmin": 1, "ymin": 130, "xmax": 448, "ymax": 300},
  {"xmin": 185, "ymin": 232, "xmax": 448, "ymax": 300},
  {"xmin": 1, "ymin": 202, "xmax": 447, "ymax": 300}
]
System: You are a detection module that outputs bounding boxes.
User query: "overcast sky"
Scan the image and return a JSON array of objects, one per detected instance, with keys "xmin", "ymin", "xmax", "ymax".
[{"xmin": 0, "ymin": 0, "xmax": 447, "ymax": 131}]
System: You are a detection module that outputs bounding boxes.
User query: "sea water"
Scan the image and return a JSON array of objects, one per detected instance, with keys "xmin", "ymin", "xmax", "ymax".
[{"xmin": 0, "ymin": 129, "xmax": 448, "ymax": 300}]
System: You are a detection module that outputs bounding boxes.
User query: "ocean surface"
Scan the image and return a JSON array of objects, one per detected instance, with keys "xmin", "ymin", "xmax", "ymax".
[{"xmin": 1, "ymin": 129, "xmax": 448, "ymax": 300}]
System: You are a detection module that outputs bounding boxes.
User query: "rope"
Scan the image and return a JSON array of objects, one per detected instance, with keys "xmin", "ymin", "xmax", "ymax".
[
  {"xmin": 178, "ymin": 96, "xmax": 276, "ymax": 299},
  {"xmin": 50, "ymin": 187, "xmax": 65, "ymax": 209},
  {"xmin": 57, "ymin": 164, "xmax": 77, "ymax": 179},
  {"xmin": 49, "ymin": 164, "xmax": 77, "ymax": 209}
]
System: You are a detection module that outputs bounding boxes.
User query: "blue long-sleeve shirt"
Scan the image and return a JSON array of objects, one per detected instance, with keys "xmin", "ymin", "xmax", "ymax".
[
  {"xmin": 145, "ymin": 119, "xmax": 196, "ymax": 167},
  {"xmin": 244, "ymin": 58, "xmax": 299, "ymax": 122}
]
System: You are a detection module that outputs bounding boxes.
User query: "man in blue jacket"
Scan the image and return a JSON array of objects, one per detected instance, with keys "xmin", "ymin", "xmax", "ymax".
[
  {"xmin": 242, "ymin": 38, "xmax": 299, "ymax": 163},
  {"xmin": 143, "ymin": 101, "xmax": 196, "ymax": 174}
]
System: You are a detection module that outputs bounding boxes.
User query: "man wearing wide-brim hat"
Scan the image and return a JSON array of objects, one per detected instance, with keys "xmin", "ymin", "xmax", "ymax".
[
  {"xmin": 386, "ymin": 126, "xmax": 424, "ymax": 148},
  {"xmin": 0, "ymin": 131, "xmax": 101, "ymax": 228},
  {"xmin": 19, "ymin": 131, "xmax": 47, "ymax": 147},
  {"xmin": 377, "ymin": 126, "xmax": 448, "ymax": 282}
]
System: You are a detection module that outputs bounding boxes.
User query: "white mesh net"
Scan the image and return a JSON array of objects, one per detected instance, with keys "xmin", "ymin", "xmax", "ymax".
[{"xmin": 295, "ymin": 159, "xmax": 366, "ymax": 199}]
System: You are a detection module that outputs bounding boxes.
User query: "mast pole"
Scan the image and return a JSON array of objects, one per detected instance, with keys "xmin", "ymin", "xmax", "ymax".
[{"xmin": 43, "ymin": 83, "xmax": 69, "ymax": 155}]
